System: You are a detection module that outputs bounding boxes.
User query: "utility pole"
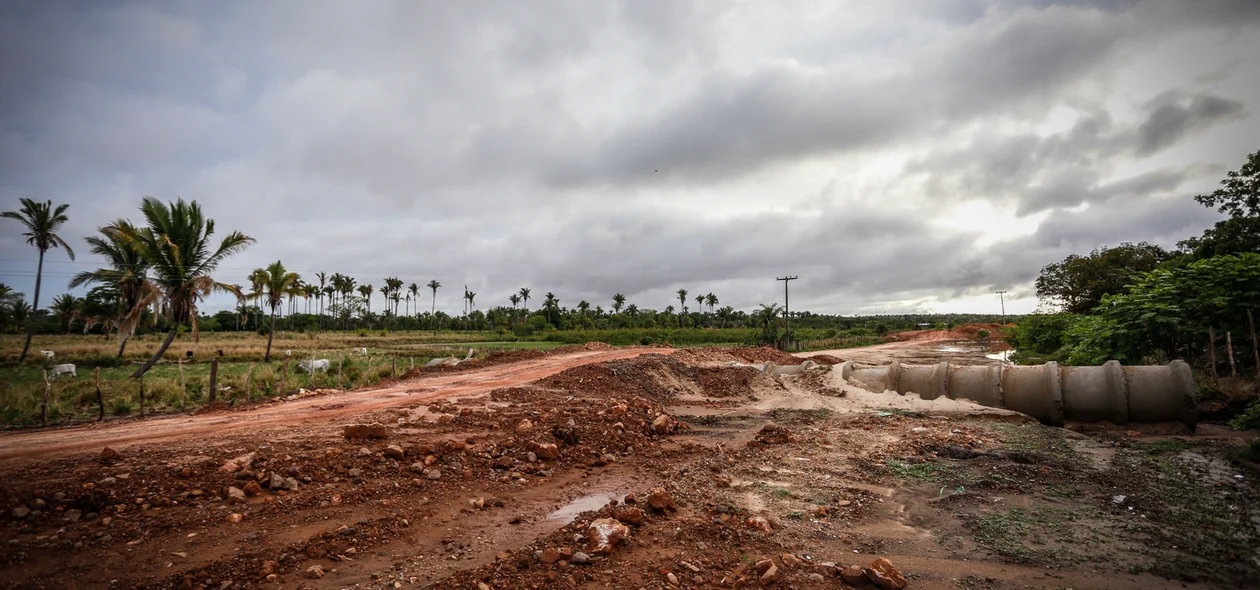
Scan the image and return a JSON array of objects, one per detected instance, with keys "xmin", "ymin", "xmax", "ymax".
[
  {"xmin": 777, "ymin": 276, "xmax": 798, "ymax": 350},
  {"xmin": 995, "ymin": 290, "xmax": 1007, "ymax": 324}
]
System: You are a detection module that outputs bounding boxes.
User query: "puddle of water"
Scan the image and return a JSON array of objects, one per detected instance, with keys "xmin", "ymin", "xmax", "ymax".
[
  {"xmin": 935, "ymin": 346, "xmax": 974, "ymax": 353},
  {"xmin": 547, "ymin": 493, "xmax": 615, "ymax": 523}
]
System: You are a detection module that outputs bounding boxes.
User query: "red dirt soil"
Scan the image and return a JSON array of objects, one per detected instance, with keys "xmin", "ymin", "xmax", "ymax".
[{"xmin": 0, "ymin": 347, "xmax": 675, "ymax": 465}]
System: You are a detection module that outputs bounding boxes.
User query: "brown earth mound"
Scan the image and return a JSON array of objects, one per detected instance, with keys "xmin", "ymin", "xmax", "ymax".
[{"xmin": 726, "ymin": 346, "xmax": 802, "ymax": 365}]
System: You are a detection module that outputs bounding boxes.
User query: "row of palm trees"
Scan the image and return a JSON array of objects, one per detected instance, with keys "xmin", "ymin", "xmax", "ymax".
[{"xmin": 2, "ymin": 197, "xmax": 746, "ymax": 373}]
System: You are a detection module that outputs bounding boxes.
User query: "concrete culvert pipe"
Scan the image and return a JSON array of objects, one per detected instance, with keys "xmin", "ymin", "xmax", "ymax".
[
  {"xmin": 1001, "ymin": 362, "xmax": 1066, "ymax": 427},
  {"xmin": 895, "ymin": 362, "xmax": 949, "ymax": 400},
  {"xmin": 838, "ymin": 360, "xmax": 1198, "ymax": 429},
  {"xmin": 1123, "ymin": 360, "xmax": 1198, "ymax": 429},
  {"xmin": 946, "ymin": 364, "xmax": 1003, "ymax": 408},
  {"xmin": 1059, "ymin": 361, "xmax": 1128, "ymax": 425}
]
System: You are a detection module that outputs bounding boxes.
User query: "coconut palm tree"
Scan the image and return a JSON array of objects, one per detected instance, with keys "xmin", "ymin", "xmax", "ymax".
[
  {"xmin": 315, "ymin": 271, "xmax": 328, "ymax": 329},
  {"xmin": 285, "ymin": 280, "xmax": 305, "ymax": 330},
  {"xmin": 50, "ymin": 293, "xmax": 80, "ymax": 333},
  {"xmin": 358, "ymin": 284, "xmax": 373, "ymax": 326},
  {"xmin": 341, "ymin": 277, "xmax": 358, "ymax": 330},
  {"xmin": 378, "ymin": 284, "xmax": 390, "ymax": 320},
  {"xmin": 612, "ymin": 293, "xmax": 626, "ymax": 314},
  {"xmin": 427, "ymin": 280, "xmax": 441, "ymax": 332},
  {"xmin": 676, "ymin": 288, "xmax": 688, "ymax": 315},
  {"xmin": 109, "ymin": 197, "xmax": 253, "ymax": 377},
  {"xmin": 543, "ymin": 292, "xmax": 559, "ymax": 326},
  {"xmin": 408, "ymin": 283, "xmax": 419, "ymax": 319},
  {"xmin": 2, "ymin": 198, "xmax": 75, "ymax": 361},
  {"xmin": 705, "ymin": 293, "xmax": 718, "ymax": 314},
  {"xmin": 577, "ymin": 300, "xmax": 590, "ymax": 317},
  {"xmin": 69, "ymin": 227, "xmax": 156, "ymax": 356},
  {"xmin": 518, "ymin": 287, "xmax": 531, "ymax": 312},
  {"xmin": 385, "ymin": 277, "xmax": 404, "ymax": 317},
  {"xmin": 696, "ymin": 294, "xmax": 704, "ymax": 316},
  {"xmin": 228, "ymin": 284, "xmax": 246, "ymax": 331},
  {"xmin": 252, "ymin": 261, "xmax": 300, "ymax": 362},
  {"xmin": 467, "ymin": 290, "xmax": 477, "ymax": 314}
]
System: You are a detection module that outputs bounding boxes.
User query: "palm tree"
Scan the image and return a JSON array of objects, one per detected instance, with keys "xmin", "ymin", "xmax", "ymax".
[
  {"xmin": 705, "ymin": 293, "xmax": 718, "ymax": 314},
  {"xmin": 252, "ymin": 261, "xmax": 300, "ymax": 362},
  {"xmin": 577, "ymin": 300, "xmax": 590, "ymax": 317},
  {"xmin": 359, "ymin": 284, "xmax": 373, "ymax": 326},
  {"xmin": 612, "ymin": 293, "xmax": 626, "ymax": 314},
  {"xmin": 519, "ymin": 287, "xmax": 531, "ymax": 312},
  {"xmin": 50, "ymin": 293, "xmax": 80, "ymax": 333},
  {"xmin": 696, "ymin": 294, "xmax": 705, "ymax": 316},
  {"xmin": 757, "ymin": 303, "xmax": 783, "ymax": 348},
  {"xmin": 228, "ymin": 284, "xmax": 246, "ymax": 331},
  {"xmin": 408, "ymin": 283, "xmax": 420, "ymax": 319},
  {"xmin": 543, "ymin": 292, "xmax": 559, "ymax": 326},
  {"xmin": 2, "ymin": 199, "xmax": 75, "ymax": 361},
  {"xmin": 509, "ymin": 293, "xmax": 521, "ymax": 309},
  {"xmin": 378, "ymin": 284, "xmax": 390, "ymax": 319},
  {"xmin": 677, "ymin": 288, "xmax": 688, "ymax": 315},
  {"xmin": 69, "ymin": 227, "xmax": 156, "ymax": 356},
  {"xmin": 385, "ymin": 277, "xmax": 404, "ymax": 317},
  {"xmin": 467, "ymin": 290, "xmax": 476, "ymax": 314},
  {"xmin": 427, "ymin": 280, "xmax": 441, "ymax": 332},
  {"xmin": 303, "ymin": 283, "xmax": 318, "ymax": 316},
  {"xmin": 110, "ymin": 197, "xmax": 253, "ymax": 377},
  {"xmin": 341, "ymin": 277, "xmax": 357, "ymax": 330},
  {"xmin": 285, "ymin": 280, "xmax": 305, "ymax": 330}
]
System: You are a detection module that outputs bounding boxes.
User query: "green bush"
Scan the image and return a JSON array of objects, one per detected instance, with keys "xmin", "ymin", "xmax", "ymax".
[
  {"xmin": 1007, "ymin": 313, "xmax": 1078, "ymax": 357},
  {"xmin": 1229, "ymin": 397, "xmax": 1260, "ymax": 431}
]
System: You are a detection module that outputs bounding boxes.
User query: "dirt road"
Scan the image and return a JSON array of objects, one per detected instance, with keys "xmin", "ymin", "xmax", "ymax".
[
  {"xmin": 0, "ymin": 347, "xmax": 673, "ymax": 465},
  {"xmin": 800, "ymin": 329, "xmax": 1011, "ymax": 365}
]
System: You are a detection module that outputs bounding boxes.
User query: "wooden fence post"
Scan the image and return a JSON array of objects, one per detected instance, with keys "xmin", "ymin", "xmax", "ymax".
[
  {"xmin": 95, "ymin": 367, "xmax": 104, "ymax": 421},
  {"xmin": 246, "ymin": 362, "xmax": 255, "ymax": 400},
  {"xmin": 308, "ymin": 354, "xmax": 315, "ymax": 388},
  {"xmin": 208, "ymin": 359, "xmax": 219, "ymax": 403},
  {"xmin": 1249, "ymin": 309, "xmax": 1259, "ymax": 380},
  {"xmin": 41, "ymin": 369, "xmax": 50, "ymax": 427},
  {"xmin": 1226, "ymin": 331, "xmax": 1237, "ymax": 378},
  {"xmin": 367, "ymin": 355, "xmax": 373, "ymax": 378},
  {"xmin": 337, "ymin": 355, "xmax": 343, "ymax": 389},
  {"xmin": 281, "ymin": 359, "xmax": 290, "ymax": 394},
  {"xmin": 410, "ymin": 357, "xmax": 414, "ymax": 371},
  {"xmin": 1209, "ymin": 327, "xmax": 1219, "ymax": 381},
  {"xmin": 392, "ymin": 353, "xmax": 397, "ymax": 378},
  {"xmin": 139, "ymin": 373, "xmax": 145, "ymax": 417},
  {"xmin": 178, "ymin": 358, "xmax": 187, "ymax": 410}
]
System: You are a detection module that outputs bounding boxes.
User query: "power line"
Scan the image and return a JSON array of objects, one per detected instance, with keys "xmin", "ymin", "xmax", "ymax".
[{"xmin": 995, "ymin": 290, "xmax": 1007, "ymax": 324}]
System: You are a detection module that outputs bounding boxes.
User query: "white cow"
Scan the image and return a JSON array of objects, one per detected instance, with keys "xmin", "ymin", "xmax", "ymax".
[
  {"xmin": 40, "ymin": 350, "xmax": 55, "ymax": 360},
  {"xmin": 299, "ymin": 359, "xmax": 331, "ymax": 374},
  {"xmin": 285, "ymin": 350, "xmax": 293, "ymax": 357},
  {"xmin": 353, "ymin": 347, "xmax": 368, "ymax": 355},
  {"xmin": 49, "ymin": 364, "xmax": 76, "ymax": 379}
]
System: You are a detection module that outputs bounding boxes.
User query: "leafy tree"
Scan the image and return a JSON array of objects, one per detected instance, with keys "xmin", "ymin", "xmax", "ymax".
[
  {"xmin": 543, "ymin": 292, "xmax": 559, "ymax": 326},
  {"xmin": 1061, "ymin": 253, "xmax": 1260, "ymax": 365},
  {"xmin": 1007, "ymin": 313, "xmax": 1079, "ymax": 357},
  {"xmin": 1034, "ymin": 242, "xmax": 1170, "ymax": 314},
  {"xmin": 1177, "ymin": 216, "xmax": 1260, "ymax": 260},
  {"xmin": 1195, "ymin": 150, "xmax": 1260, "ymax": 218},
  {"xmin": 110, "ymin": 197, "xmax": 253, "ymax": 377},
  {"xmin": 1, "ymin": 198, "xmax": 75, "ymax": 361},
  {"xmin": 68, "ymin": 227, "xmax": 155, "ymax": 356}
]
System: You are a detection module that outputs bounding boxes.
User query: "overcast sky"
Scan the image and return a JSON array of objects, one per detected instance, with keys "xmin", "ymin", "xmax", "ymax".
[{"xmin": 2, "ymin": 0, "xmax": 1258, "ymax": 318}]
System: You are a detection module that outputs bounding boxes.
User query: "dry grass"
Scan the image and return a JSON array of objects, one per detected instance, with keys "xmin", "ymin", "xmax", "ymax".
[{"xmin": 0, "ymin": 330, "xmax": 559, "ymax": 427}]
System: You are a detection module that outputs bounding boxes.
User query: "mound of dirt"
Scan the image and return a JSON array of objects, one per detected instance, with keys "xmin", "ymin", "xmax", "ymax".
[
  {"xmin": 397, "ymin": 349, "xmax": 547, "ymax": 378},
  {"xmin": 726, "ymin": 346, "xmax": 803, "ymax": 365},
  {"xmin": 538, "ymin": 354, "xmax": 769, "ymax": 403},
  {"xmin": 808, "ymin": 354, "xmax": 845, "ymax": 365}
]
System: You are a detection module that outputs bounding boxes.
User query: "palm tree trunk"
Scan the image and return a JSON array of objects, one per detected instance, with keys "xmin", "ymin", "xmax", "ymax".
[
  {"xmin": 18, "ymin": 249, "xmax": 45, "ymax": 362},
  {"xmin": 431, "ymin": 293, "xmax": 437, "ymax": 335},
  {"xmin": 130, "ymin": 327, "xmax": 177, "ymax": 378},
  {"xmin": 265, "ymin": 307, "xmax": 277, "ymax": 362}
]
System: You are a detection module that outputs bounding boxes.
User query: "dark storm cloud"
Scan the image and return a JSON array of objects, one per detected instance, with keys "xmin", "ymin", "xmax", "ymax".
[{"xmin": 0, "ymin": 0, "xmax": 1256, "ymax": 315}]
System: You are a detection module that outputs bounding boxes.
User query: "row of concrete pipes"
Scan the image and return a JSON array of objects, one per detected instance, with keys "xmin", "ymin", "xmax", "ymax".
[{"xmin": 836, "ymin": 360, "xmax": 1199, "ymax": 429}]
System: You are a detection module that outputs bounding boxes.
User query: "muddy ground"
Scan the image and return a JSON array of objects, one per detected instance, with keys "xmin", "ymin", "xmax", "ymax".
[{"xmin": 0, "ymin": 341, "xmax": 1257, "ymax": 589}]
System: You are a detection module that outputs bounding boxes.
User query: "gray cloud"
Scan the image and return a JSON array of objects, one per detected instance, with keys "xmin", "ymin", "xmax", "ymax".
[{"xmin": 0, "ymin": 0, "xmax": 1257, "ymax": 317}]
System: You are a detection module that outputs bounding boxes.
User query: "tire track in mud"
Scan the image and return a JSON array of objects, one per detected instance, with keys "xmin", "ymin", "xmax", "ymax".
[{"xmin": 0, "ymin": 348, "xmax": 675, "ymax": 465}]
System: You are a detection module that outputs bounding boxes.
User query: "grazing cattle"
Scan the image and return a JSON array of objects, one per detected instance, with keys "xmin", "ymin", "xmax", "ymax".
[
  {"xmin": 49, "ymin": 364, "xmax": 76, "ymax": 379},
  {"xmin": 40, "ymin": 350, "xmax": 54, "ymax": 360},
  {"xmin": 299, "ymin": 359, "xmax": 331, "ymax": 374},
  {"xmin": 285, "ymin": 350, "xmax": 293, "ymax": 357},
  {"xmin": 353, "ymin": 347, "xmax": 368, "ymax": 355}
]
